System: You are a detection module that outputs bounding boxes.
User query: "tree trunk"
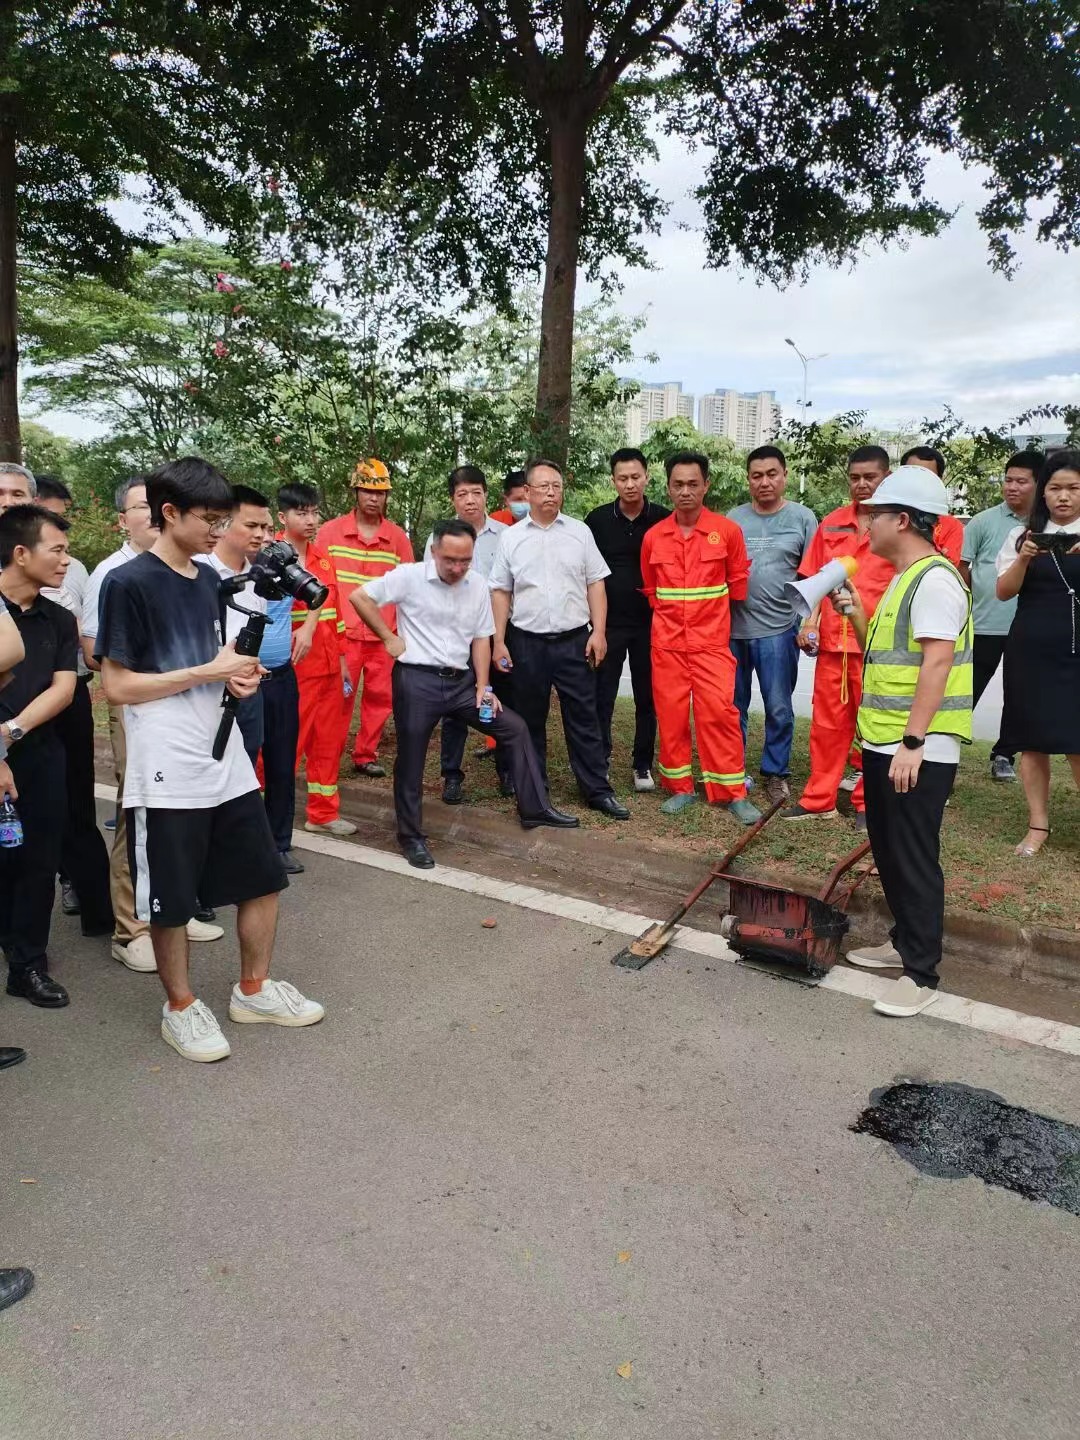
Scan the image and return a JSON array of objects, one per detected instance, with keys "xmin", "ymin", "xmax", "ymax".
[
  {"xmin": 535, "ymin": 107, "xmax": 587, "ymax": 471},
  {"xmin": 0, "ymin": 99, "xmax": 18, "ymax": 462}
]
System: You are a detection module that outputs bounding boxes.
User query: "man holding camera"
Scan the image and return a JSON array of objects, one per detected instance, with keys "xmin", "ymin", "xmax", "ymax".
[{"xmin": 96, "ymin": 458, "xmax": 324, "ymax": 1063}]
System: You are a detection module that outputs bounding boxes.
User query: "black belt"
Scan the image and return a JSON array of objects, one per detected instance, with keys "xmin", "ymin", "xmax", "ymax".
[
  {"xmin": 265, "ymin": 661, "xmax": 293, "ymax": 678},
  {"xmin": 515, "ymin": 624, "xmax": 589, "ymax": 643},
  {"xmin": 401, "ymin": 662, "xmax": 472, "ymax": 679}
]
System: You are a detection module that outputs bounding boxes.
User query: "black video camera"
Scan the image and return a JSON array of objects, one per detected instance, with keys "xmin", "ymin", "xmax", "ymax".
[
  {"xmin": 212, "ymin": 542, "xmax": 329, "ymax": 760},
  {"xmin": 245, "ymin": 539, "xmax": 329, "ymax": 609}
]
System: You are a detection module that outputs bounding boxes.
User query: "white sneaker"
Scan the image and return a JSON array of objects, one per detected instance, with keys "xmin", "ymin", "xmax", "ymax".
[
  {"xmin": 304, "ymin": 818, "xmax": 358, "ymax": 837},
  {"xmin": 873, "ymin": 976, "xmax": 939, "ymax": 1018},
  {"xmin": 633, "ymin": 769, "xmax": 655, "ymax": 793},
  {"xmin": 839, "ymin": 772, "xmax": 859, "ymax": 793},
  {"xmin": 112, "ymin": 934, "xmax": 157, "ymax": 973},
  {"xmin": 161, "ymin": 999, "xmax": 231, "ymax": 1061},
  {"xmin": 186, "ymin": 917, "xmax": 224, "ymax": 943},
  {"xmin": 228, "ymin": 978, "xmax": 325, "ymax": 1028},
  {"xmin": 846, "ymin": 941, "xmax": 903, "ymax": 970}
]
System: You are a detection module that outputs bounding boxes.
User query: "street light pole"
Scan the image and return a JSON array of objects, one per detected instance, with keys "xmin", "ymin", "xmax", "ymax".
[{"xmin": 784, "ymin": 336, "xmax": 827, "ymax": 496}]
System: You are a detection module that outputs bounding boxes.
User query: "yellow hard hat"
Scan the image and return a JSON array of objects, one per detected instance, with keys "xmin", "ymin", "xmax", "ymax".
[{"xmin": 350, "ymin": 457, "xmax": 391, "ymax": 491}]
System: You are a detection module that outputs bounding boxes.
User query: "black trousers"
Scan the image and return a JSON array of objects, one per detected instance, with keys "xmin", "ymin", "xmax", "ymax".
[
  {"xmin": 862, "ymin": 749, "xmax": 956, "ymax": 990},
  {"xmin": 54, "ymin": 676, "xmax": 114, "ymax": 934},
  {"xmin": 440, "ymin": 664, "xmax": 513, "ymax": 783},
  {"xmin": 972, "ymin": 633, "xmax": 1012, "ymax": 762},
  {"xmin": 392, "ymin": 664, "xmax": 549, "ymax": 843},
  {"xmin": 236, "ymin": 690, "xmax": 265, "ymax": 768},
  {"xmin": 260, "ymin": 663, "xmax": 300, "ymax": 852},
  {"xmin": 507, "ymin": 624, "xmax": 613, "ymax": 802},
  {"xmin": 595, "ymin": 622, "xmax": 656, "ymax": 774},
  {"xmin": 0, "ymin": 735, "xmax": 65, "ymax": 977}
]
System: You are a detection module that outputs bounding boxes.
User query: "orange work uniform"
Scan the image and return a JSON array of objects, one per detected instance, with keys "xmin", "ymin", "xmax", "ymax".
[
  {"xmin": 290, "ymin": 540, "xmax": 349, "ymax": 825},
  {"xmin": 796, "ymin": 506, "xmax": 964, "ymax": 814},
  {"xmin": 316, "ymin": 511, "xmax": 414, "ymax": 767},
  {"xmin": 640, "ymin": 508, "xmax": 751, "ymax": 802}
]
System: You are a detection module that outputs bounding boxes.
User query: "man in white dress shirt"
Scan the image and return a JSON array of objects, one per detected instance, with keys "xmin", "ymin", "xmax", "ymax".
[
  {"xmin": 351, "ymin": 519, "xmax": 577, "ymax": 868},
  {"xmin": 423, "ymin": 465, "xmax": 511, "ymax": 803},
  {"xmin": 489, "ymin": 459, "xmax": 630, "ymax": 820}
]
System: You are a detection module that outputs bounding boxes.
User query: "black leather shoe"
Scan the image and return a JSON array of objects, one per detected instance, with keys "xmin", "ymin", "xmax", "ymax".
[
  {"xmin": 0, "ymin": 1046, "xmax": 26, "ymax": 1071},
  {"xmin": 279, "ymin": 850, "xmax": 305, "ymax": 875},
  {"xmin": 6, "ymin": 970, "xmax": 70, "ymax": 1008},
  {"xmin": 0, "ymin": 1267, "xmax": 34, "ymax": 1313},
  {"xmin": 499, "ymin": 777, "xmax": 517, "ymax": 799},
  {"xmin": 442, "ymin": 777, "xmax": 464, "ymax": 805},
  {"xmin": 193, "ymin": 902, "xmax": 217, "ymax": 923},
  {"xmin": 61, "ymin": 882, "xmax": 80, "ymax": 916},
  {"xmin": 354, "ymin": 760, "xmax": 387, "ymax": 779},
  {"xmin": 520, "ymin": 807, "xmax": 580, "ymax": 830},
  {"xmin": 400, "ymin": 838, "xmax": 435, "ymax": 869},
  {"xmin": 590, "ymin": 795, "xmax": 631, "ymax": 821}
]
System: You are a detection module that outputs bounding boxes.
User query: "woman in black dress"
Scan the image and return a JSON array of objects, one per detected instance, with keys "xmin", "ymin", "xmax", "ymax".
[{"xmin": 996, "ymin": 449, "xmax": 1080, "ymax": 857}]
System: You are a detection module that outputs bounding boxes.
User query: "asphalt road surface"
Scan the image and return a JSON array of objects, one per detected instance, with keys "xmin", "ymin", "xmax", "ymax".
[{"xmin": 3, "ymin": 836, "xmax": 1078, "ymax": 1440}]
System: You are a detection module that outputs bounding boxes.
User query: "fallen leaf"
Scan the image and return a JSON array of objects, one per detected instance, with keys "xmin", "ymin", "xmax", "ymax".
[
  {"xmin": 148, "ymin": 1065, "xmax": 162, "ymax": 1073},
  {"xmin": 19, "ymin": 1178, "xmax": 37, "ymax": 1185},
  {"xmin": 72, "ymin": 1325, "xmax": 82, "ymax": 1332},
  {"xmin": 617, "ymin": 1250, "xmax": 631, "ymax": 1264},
  {"xmin": 615, "ymin": 1362, "xmax": 633, "ymax": 1380},
  {"xmin": 481, "ymin": 918, "xmax": 497, "ymax": 929}
]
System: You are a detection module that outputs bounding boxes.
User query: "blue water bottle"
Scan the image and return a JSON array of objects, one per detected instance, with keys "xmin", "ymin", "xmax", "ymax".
[
  {"xmin": 0, "ymin": 793, "xmax": 22, "ymax": 848},
  {"xmin": 478, "ymin": 686, "xmax": 494, "ymax": 724}
]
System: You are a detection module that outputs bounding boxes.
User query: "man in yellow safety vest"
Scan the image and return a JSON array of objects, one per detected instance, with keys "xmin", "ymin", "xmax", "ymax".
[{"xmin": 826, "ymin": 466, "xmax": 973, "ymax": 1019}]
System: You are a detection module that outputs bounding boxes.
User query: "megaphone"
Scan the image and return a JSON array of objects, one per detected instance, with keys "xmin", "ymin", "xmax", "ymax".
[{"xmin": 785, "ymin": 556, "xmax": 858, "ymax": 619}]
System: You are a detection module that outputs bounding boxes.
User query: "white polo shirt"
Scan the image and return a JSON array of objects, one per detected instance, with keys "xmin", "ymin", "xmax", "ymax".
[
  {"xmin": 488, "ymin": 512, "xmax": 610, "ymax": 634},
  {"xmin": 366, "ymin": 558, "xmax": 494, "ymax": 669},
  {"xmin": 197, "ymin": 552, "xmax": 267, "ymax": 643},
  {"xmin": 82, "ymin": 542, "xmax": 139, "ymax": 640}
]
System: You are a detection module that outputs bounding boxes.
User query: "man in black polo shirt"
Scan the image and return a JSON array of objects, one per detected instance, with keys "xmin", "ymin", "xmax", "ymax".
[
  {"xmin": 0, "ymin": 505, "xmax": 79, "ymax": 1009},
  {"xmin": 585, "ymin": 448, "xmax": 669, "ymax": 791}
]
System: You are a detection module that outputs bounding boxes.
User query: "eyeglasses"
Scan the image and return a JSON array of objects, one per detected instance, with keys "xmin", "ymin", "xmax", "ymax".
[
  {"xmin": 123, "ymin": 501, "xmax": 152, "ymax": 515},
  {"xmin": 191, "ymin": 511, "xmax": 232, "ymax": 537}
]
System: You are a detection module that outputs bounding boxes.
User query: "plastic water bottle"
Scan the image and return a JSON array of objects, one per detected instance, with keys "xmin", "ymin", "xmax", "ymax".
[
  {"xmin": 478, "ymin": 686, "xmax": 495, "ymax": 724},
  {"xmin": 343, "ymin": 678, "xmax": 354, "ymax": 699},
  {"xmin": 804, "ymin": 629, "xmax": 819, "ymax": 656},
  {"xmin": 0, "ymin": 794, "xmax": 22, "ymax": 848}
]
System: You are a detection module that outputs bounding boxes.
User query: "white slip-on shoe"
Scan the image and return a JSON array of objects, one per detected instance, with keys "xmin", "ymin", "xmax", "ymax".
[
  {"xmin": 873, "ymin": 976, "xmax": 939, "ymax": 1018},
  {"xmin": 633, "ymin": 769, "xmax": 656, "ymax": 793},
  {"xmin": 161, "ymin": 999, "xmax": 231, "ymax": 1061},
  {"xmin": 846, "ymin": 941, "xmax": 903, "ymax": 970},
  {"xmin": 186, "ymin": 917, "xmax": 224, "ymax": 943},
  {"xmin": 112, "ymin": 934, "xmax": 157, "ymax": 973},
  {"xmin": 228, "ymin": 979, "xmax": 325, "ymax": 1028},
  {"xmin": 304, "ymin": 818, "xmax": 357, "ymax": 837}
]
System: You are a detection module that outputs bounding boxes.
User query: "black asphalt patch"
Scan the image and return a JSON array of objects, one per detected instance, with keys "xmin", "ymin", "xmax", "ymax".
[{"xmin": 853, "ymin": 1080, "xmax": 1080, "ymax": 1215}]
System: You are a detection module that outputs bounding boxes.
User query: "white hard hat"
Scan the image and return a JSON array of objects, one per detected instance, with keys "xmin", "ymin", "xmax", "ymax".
[{"xmin": 861, "ymin": 465, "xmax": 950, "ymax": 515}]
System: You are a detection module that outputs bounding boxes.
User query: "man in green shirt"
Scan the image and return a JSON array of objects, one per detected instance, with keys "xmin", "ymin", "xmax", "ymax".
[{"xmin": 959, "ymin": 449, "xmax": 1042, "ymax": 781}]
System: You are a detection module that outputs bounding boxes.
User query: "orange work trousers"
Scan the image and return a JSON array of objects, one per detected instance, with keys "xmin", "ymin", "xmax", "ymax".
[
  {"xmin": 653, "ymin": 646, "xmax": 747, "ymax": 802},
  {"xmin": 798, "ymin": 650, "xmax": 865, "ymax": 813},
  {"xmin": 344, "ymin": 635, "xmax": 394, "ymax": 766},
  {"xmin": 298, "ymin": 669, "xmax": 347, "ymax": 824}
]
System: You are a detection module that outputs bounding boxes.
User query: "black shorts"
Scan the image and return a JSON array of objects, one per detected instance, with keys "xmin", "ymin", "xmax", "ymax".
[{"xmin": 127, "ymin": 790, "xmax": 288, "ymax": 929}]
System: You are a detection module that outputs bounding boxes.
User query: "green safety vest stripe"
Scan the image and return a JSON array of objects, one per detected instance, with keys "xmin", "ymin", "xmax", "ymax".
[
  {"xmin": 654, "ymin": 585, "xmax": 730, "ymax": 600},
  {"xmin": 327, "ymin": 546, "xmax": 401, "ymax": 565}
]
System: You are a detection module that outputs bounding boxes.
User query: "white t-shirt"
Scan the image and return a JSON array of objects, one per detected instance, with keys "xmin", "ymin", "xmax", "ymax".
[
  {"xmin": 994, "ymin": 516, "xmax": 1080, "ymax": 576},
  {"xmin": 41, "ymin": 556, "xmax": 90, "ymax": 676},
  {"xmin": 863, "ymin": 564, "xmax": 969, "ymax": 764},
  {"xmin": 366, "ymin": 558, "xmax": 494, "ymax": 669},
  {"xmin": 94, "ymin": 552, "xmax": 256, "ymax": 809}
]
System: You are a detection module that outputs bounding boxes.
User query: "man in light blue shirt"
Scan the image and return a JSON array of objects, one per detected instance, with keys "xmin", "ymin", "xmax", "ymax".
[
  {"xmin": 728, "ymin": 446, "xmax": 817, "ymax": 805},
  {"xmin": 258, "ymin": 585, "xmax": 304, "ymax": 873},
  {"xmin": 959, "ymin": 449, "xmax": 1042, "ymax": 781}
]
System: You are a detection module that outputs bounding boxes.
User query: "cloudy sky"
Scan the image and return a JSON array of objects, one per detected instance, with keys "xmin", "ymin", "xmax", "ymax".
[{"xmin": 594, "ymin": 143, "xmax": 1080, "ymax": 434}]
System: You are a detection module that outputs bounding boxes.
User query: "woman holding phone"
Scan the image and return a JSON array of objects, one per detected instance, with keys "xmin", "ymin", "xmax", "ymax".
[{"xmin": 995, "ymin": 449, "xmax": 1080, "ymax": 856}]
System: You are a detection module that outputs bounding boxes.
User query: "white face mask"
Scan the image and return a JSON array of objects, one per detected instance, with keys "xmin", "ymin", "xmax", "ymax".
[{"xmin": 509, "ymin": 500, "xmax": 529, "ymax": 520}]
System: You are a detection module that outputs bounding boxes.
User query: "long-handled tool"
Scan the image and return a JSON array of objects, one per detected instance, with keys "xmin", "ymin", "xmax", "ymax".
[{"xmin": 611, "ymin": 799, "xmax": 785, "ymax": 969}]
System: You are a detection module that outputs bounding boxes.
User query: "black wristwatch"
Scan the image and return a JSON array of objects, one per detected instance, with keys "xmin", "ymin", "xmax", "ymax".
[{"xmin": 901, "ymin": 734, "xmax": 925, "ymax": 750}]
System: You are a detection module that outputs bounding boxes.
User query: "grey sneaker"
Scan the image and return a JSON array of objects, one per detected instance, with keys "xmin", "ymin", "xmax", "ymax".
[
  {"xmin": 990, "ymin": 755, "xmax": 1017, "ymax": 782},
  {"xmin": 725, "ymin": 798, "xmax": 763, "ymax": 826},
  {"xmin": 763, "ymin": 775, "xmax": 791, "ymax": 806},
  {"xmin": 305, "ymin": 818, "xmax": 358, "ymax": 837},
  {"xmin": 846, "ymin": 941, "xmax": 902, "ymax": 970},
  {"xmin": 873, "ymin": 976, "xmax": 939, "ymax": 1018},
  {"xmin": 838, "ymin": 772, "xmax": 859, "ymax": 793}
]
